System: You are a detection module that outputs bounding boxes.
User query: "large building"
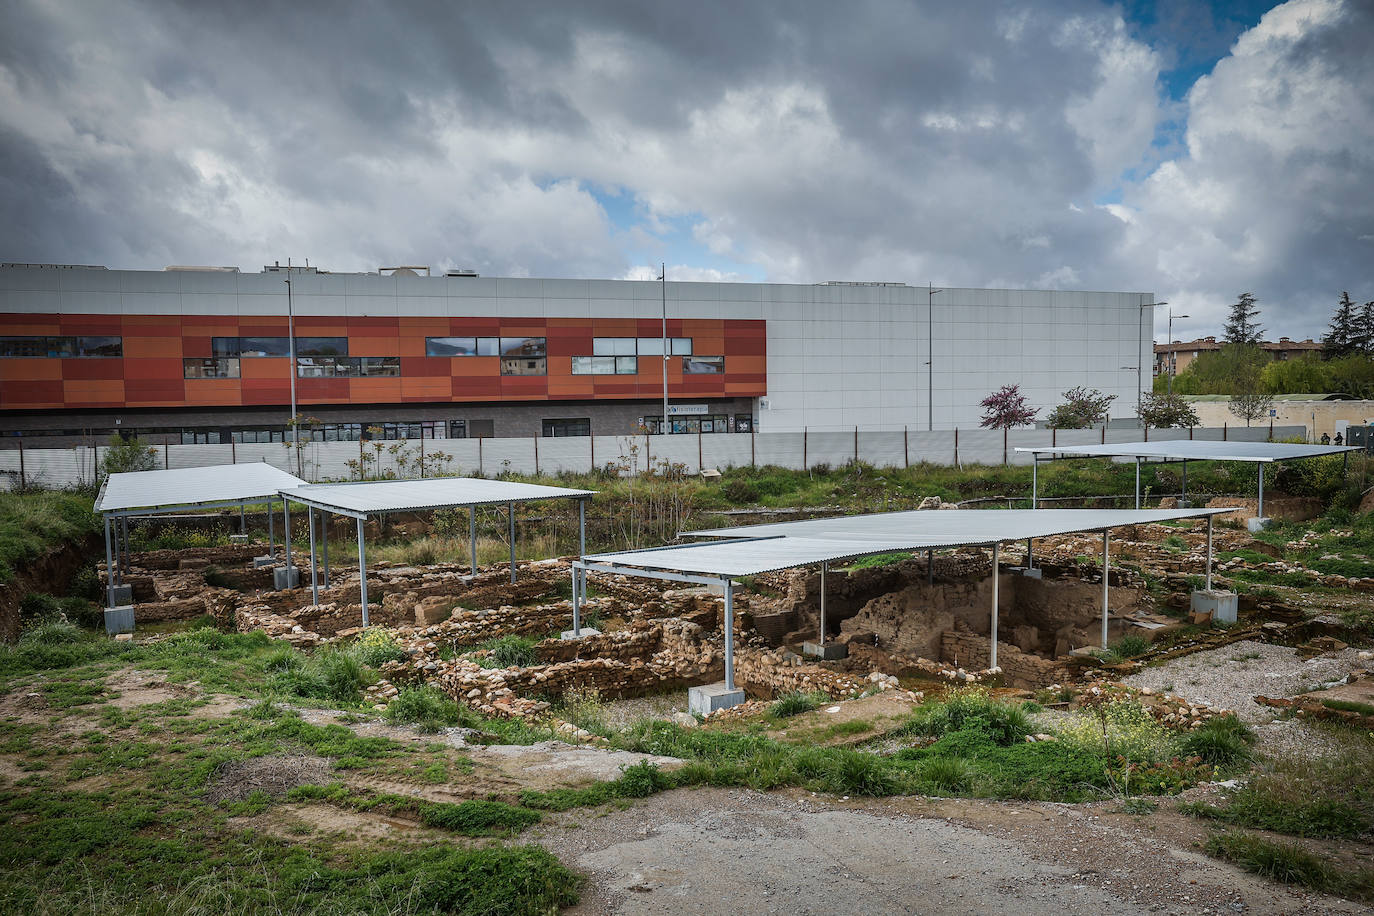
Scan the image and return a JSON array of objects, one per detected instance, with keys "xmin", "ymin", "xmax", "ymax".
[{"xmin": 0, "ymin": 262, "xmax": 1153, "ymax": 446}]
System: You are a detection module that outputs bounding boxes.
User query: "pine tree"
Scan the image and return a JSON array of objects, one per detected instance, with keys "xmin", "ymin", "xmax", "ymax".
[
  {"xmin": 1358, "ymin": 300, "xmax": 1374, "ymax": 356},
  {"xmin": 1323, "ymin": 292, "xmax": 1359, "ymax": 357},
  {"xmin": 1222, "ymin": 292, "xmax": 1264, "ymax": 345}
]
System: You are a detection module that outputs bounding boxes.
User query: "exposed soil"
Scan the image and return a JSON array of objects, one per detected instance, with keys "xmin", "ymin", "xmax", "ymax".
[{"xmin": 205, "ymin": 754, "xmax": 333, "ymax": 803}]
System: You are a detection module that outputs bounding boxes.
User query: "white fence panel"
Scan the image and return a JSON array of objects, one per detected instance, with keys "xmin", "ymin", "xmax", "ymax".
[
  {"xmin": 907, "ymin": 430, "xmax": 957, "ymax": 465},
  {"xmin": 480, "ymin": 437, "xmax": 538, "ymax": 475},
  {"xmin": 755, "ymin": 432, "xmax": 804, "ymax": 468},
  {"xmin": 703, "ymin": 434, "xmax": 755, "ymax": 471},
  {"xmin": 166, "ymin": 444, "xmax": 234, "ymax": 470},
  {"xmin": 535, "ymin": 437, "xmax": 593, "ymax": 476},
  {"xmin": 860, "ymin": 430, "xmax": 907, "ymax": 468},
  {"xmin": 805, "ymin": 430, "xmax": 855, "ymax": 468},
  {"xmin": 952, "ymin": 429, "xmax": 1006, "ymax": 467}
]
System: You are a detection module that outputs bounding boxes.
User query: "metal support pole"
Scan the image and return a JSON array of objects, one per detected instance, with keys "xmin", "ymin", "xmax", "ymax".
[
  {"xmin": 508, "ymin": 502, "xmax": 516, "ymax": 584},
  {"xmin": 103, "ymin": 516, "xmax": 114, "ymax": 609},
  {"xmin": 1031, "ymin": 456, "xmax": 1038, "ymax": 509},
  {"xmin": 578, "ymin": 499, "xmax": 587, "ymax": 602},
  {"xmin": 1257, "ymin": 462, "xmax": 1264, "ymax": 519},
  {"xmin": 1206, "ymin": 515, "xmax": 1214, "ymax": 591},
  {"xmin": 120, "ymin": 517, "xmax": 130, "ymax": 575},
  {"xmin": 322, "ymin": 513, "xmax": 330, "ymax": 588},
  {"xmin": 1181, "ymin": 461, "xmax": 1188, "ymax": 505},
  {"xmin": 819, "ymin": 561, "xmax": 827, "ymax": 644},
  {"xmin": 571, "ymin": 566, "xmax": 582, "ymax": 636},
  {"xmin": 1134, "ymin": 459, "xmax": 1141, "ymax": 509},
  {"xmin": 990, "ymin": 543, "xmax": 1000, "ymax": 670},
  {"xmin": 1026, "ymin": 538, "xmax": 1033, "ymax": 569},
  {"xmin": 1101, "ymin": 531, "xmax": 1111, "ymax": 648},
  {"xmin": 469, "ymin": 506, "xmax": 478, "ymax": 577},
  {"xmin": 723, "ymin": 577, "xmax": 736, "ymax": 691},
  {"xmin": 927, "ymin": 549, "xmax": 934, "ymax": 585},
  {"xmin": 308, "ymin": 507, "xmax": 319, "ymax": 607},
  {"xmin": 284, "ymin": 500, "xmax": 293, "ymax": 576},
  {"xmin": 357, "ymin": 516, "xmax": 369, "ymax": 627},
  {"xmin": 240, "ymin": 505, "xmax": 246, "ymax": 535},
  {"xmin": 268, "ymin": 499, "xmax": 275, "ymax": 558}
]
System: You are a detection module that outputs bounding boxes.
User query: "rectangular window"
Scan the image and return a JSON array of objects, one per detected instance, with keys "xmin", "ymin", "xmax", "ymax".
[
  {"xmin": 572, "ymin": 355, "xmax": 637, "ymax": 375},
  {"xmin": 682, "ymin": 355, "xmax": 725, "ymax": 374},
  {"xmin": 499, "ymin": 337, "xmax": 546, "ymax": 376},
  {"xmin": 295, "ymin": 356, "xmax": 333, "ymax": 378},
  {"xmin": 183, "ymin": 358, "xmax": 240, "ymax": 379},
  {"xmin": 180, "ymin": 429, "xmax": 216, "ymax": 444},
  {"xmin": 0, "ymin": 335, "xmax": 123, "ymax": 358},
  {"xmin": 543, "ymin": 418, "xmax": 591, "ymax": 437},
  {"xmin": 447, "ymin": 420, "xmax": 467, "ymax": 439},
  {"xmin": 231, "ymin": 428, "xmax": 286, "ymax": 443},
  {"xmin": 368, "ymin": 420, "xmax": 447, "ymax": 440},
  {"xmin": 734, "ymin": 415, "xmax": 753, "ymax": 433},
  {"xmin": 642, "ymin": 414, "xmax": 733, "ymax": 434},
  {"xmin": 357, "ymin": 356, "xmax": 400, "ymax": 377},
  {"xmin": 294, "ymin": 337, "xmax": 348, "ymax": 356},
  {"xmin": 212, "ymin": 337, "xmax": 241, "ymax": 357},
  {"xmin": 426, "ymin": 336, "xmax": 477, "ymax": 356},
  {"xmin": 239, "ymin": 337, "xmax": 290, "ymax": 357},
  {"xmin": 593, "ymin": 337, "xmax": 636, "ymax": 356},
  {"xmin": 476, "ymin": 337, "xmax": 498, "ymax": 356},
  {"xmin": 635, "ymin": 337, "xmax": 693, "ymax": 356}
]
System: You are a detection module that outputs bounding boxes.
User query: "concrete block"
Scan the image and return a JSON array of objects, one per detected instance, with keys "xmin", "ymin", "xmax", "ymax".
[
  {"xmin": 106, "ymin": 584, "xmax": 133, "ymax": 606},
  {"xmin": 688, "ymin": 682, "xmax": 747, "ymax": 715},
  {"xmin": 273, "ymin": 566, "xmax": 300, "ymax": 590},
  {"xmin": 1019, "ymin": 567, "xmax": 1043, "ymax": 579},
  {"xmin": 802, "ymin": 640, "xmax": 848, "ymax": 660},
  {"xmin": 104, "ymin": 605, "xmax": 135, "ymax": 635},
  {"xmin": 1191, "ymin": 589, "xmax": 1238, "ymax": 624},
  {"xmin": 228, "ymin": 534, "xmax": 249, "ymax": 544},
  {"xmin": 253, "ymin": 555, "xmax": 277, "ymax": 568},
  {"xmin": 560, "ymin": 627, "xmax": 602, "ymax": 640},
  {"xmin": 1247, "ymin": 517, "xmax": 1272, "ymax": 533}
]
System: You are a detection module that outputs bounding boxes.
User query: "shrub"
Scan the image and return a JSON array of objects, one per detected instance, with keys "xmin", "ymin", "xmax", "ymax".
[
  {"xmin": 314, "ymin": 651, "xmax": 368, "ymax": 703},
  {"xmin": 1056, "ymin": 699, "xmax": 1174, "ymax": 764},
  {"xmin": 417, "ymin": 799, "xmax": 541, "ymax": 836},
  {"xmin": 720, "ymin": 479, "xmax": 760, "ymax": 504},
  {"xmin": 616, "ymin": 760, "xmax": 669, "ymax": 798},
  {"xmin": 18, "ymin": 593, "xmax": 61, "ymax": 625},
  {"xmin": 920, "ymin": 756, "xmax": 974, "ymax": 792},
  {"xmin": 476, "ymin": 635, "xmax": 538, "ymax": 669},
  {"xmin": 350, "ymin": 628, "xmax": 407, "ymax": 668},
  {"xmin": 1205, "ymin": 833, "xmax": 1338, "ymax": 891},
  {"xmin": 1111, "ymin": 634, "xmax": 1150, "ymax": 659},
  {"xmin": 70, "ymin": 566, "xmax": 103, "ymax": 602},
  {"xmin": 1178, "ymin": 715, "xmax": 1254, "ymax": 767},
  {"xmin": 903, "ymin": 689, "xmax": 1032, "ymax": 746},
  {"xmin": 770, "ymin": 691, "xmax": 826, "ymax": 718},
  {"xmin": 821, "ymin": 749, "xmax": 901, "ymax": 796},
  {"xmin": 20, "ymin": 620, "xmax": 81, "ymax": 646},
  {"xmin": 385, "ymin": 687, "xmax": 468, "ymax": 733},
  {"xmin": 58, "ymin": 597, "xmax": 102, "ymax": 629}
]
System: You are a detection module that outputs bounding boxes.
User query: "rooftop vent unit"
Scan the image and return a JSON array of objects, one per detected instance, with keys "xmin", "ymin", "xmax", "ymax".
[
  {"xmin": 165, "ymin": 265, "xmax": 239, "ymax": 272},
  {"xmin": 446, "ymin": 269, "xmax": 479, "ymax": 277},
  {"xmin": 264, "ymin": 262, "xmax": 318, "ymax": 273},
  {"xmin": 1, "ymin": 262, "xmax": 107, "ymax": 270},
  {"xmin": 816, "ymin": 280, "xmax": 909, "ymax": 287},
  {"xmin": 380, "ymin": 265, "xmax": 431, "ymax": 277}
]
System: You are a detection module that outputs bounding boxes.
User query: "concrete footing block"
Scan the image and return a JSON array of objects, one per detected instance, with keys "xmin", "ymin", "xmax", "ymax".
[
  {"xmin": 1017, "ymin": 567, "xmax": 1043, "ymax": 579},
  {"xmin": 104, "ymin": 605, "xmax": 135, "ymax": 635},
  {"xmin": 802, "ymin": 640, "xmax": 848, "ymax": 660},
  {"xmin": 1191, "ymin": 589, "xmax": 1238, "ymax": 624},
  {"xmin": 273, "ymin": 566, "xmax": 300, "ymax": 590},
  {"xmin": 1247, "ymin": 517, "xmax": 1272, "ymax": 533},
  {"xmin": 689, "ymin": 682, "xmax": 747, "ymax": 715},
  {"xmin": 253, "ymin": 555, "xmax": 277, "ymax": 568},
  {"xmin": 560, "ymin": 627, "xmax": 602, "ymax": 640},
  {"xmin": 106, "ymin": 584, "xmax": 133, "ymax": 606}
]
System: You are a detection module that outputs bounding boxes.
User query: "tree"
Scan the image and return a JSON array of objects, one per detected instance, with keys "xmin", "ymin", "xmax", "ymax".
[
  {"xmin": 1223, "ymin": 292, "xmax": 1264, "ymax": 346},
  {"xmin": 1044, "ymin": 386, "xmax": 1116, "ymax": 429},
  {"xmin": 1139, "ymin": 392, "xmax": 1199, "ymax": 429},
  {"xmin": 978, "ymin": 384, "xmax": 1038, "ymax": 429},
  {"xmin": 1323, "ymin": 292, "xmax": 1359, "ymax": 357},
  {"xmin": 1358, "ymin": 300, "xmax": 1374, "ymax": 356},
  {"xmin": 99, "ymin": 434, "xmax": 157, "ymax": 479},
  {"xmin": 1229, "ymin": 356, "xmax": 1273, "ymax": 426}
]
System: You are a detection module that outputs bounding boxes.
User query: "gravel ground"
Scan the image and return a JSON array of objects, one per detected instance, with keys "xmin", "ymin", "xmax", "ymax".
[
  {"xmin": 1122, "ymin": 639, "xmax": 1367, "ymax": 758},
  {"xmin": 531, "ymin": 787, "xmax": 1368, "ymax": 915}
]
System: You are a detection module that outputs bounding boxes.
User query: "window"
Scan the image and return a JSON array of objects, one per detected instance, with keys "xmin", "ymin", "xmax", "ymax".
[
  {"xmin": 594, "ymin": 337, "xmax": 636, "ymax": 356},
  {"xmin": 294, "ymin": 337, "xmax": 348, "ymax": 356},
  {"xmin": 299, "ymin": 423, "xmax": 364, "ymax": 442},
  {"xmin": 0, "ymin": 335, "xmax": 123, "ymax": 358},
  {"xmin": 212, "ymin": 337, "xmax": 240, "ymax": 357},
  {"xmin": 592, "ymin": 337, "xmax": 692, "ymax": 357},
  {"xmin": 682, "ymin": 355, "xmax": 725, "ymax": 374},
  {"xmin": 357, "ymin": 356, "xmax": 400, "ymax": 377},
  {"xmin": 183, "ymin": 358, "xmax": 240, "ymax": 379},
  {"xmin": 240, "ymin": 337, "xmax": 290, "ymax": 357},
  {"xmin": 426, "ymin": 336, "xmax": 478, "ymax": 356},
  {"xmin": 180, "ymin": 429, "xmax": 216, "ymax": 444},
  {"xmin": 231, "ymin": 428, "xmax": 286, "ymax": 443},
  {"xmin": 368, "ymin": 421, "xmax": 446, "ymax": 440},
  {"xmin": 641, "ymin": 414, "xmax": 738, "ymax": 434},
  {"xmin": 734, "ymin": 415, "xmax": 753, "ymax": 433},
  {"xmin": 500, "ymin": 337, "xmax": 546, "ymax": 375},
  {"xmin": 448, "ymin": 420, "xmax": 467, "ymax": 439},
  {"xmin": 296, "ymin": 356, "xmax": 399, "ymax": 377},
  {"xmin": 572, "ymin": 355, "xmax": 637, "ymax": 375},
  {"xmin": 543, "ymin": 418, "xmax": 591, "ymax": 437}
]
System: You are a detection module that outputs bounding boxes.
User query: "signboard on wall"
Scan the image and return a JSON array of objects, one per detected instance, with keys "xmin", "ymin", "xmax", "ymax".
[{"xmin": 667, "ymin": 404, "xmax": 709, "ymax": 416}]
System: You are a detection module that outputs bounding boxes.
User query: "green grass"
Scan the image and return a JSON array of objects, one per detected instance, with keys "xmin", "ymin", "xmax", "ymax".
[
  {"xmin": 1177, "ymin": 715, "xmax": 1255, "ymax": 767},
  {"xmin": 1205, "ymin": 833, "xmax": 1374, "ymax": 902},
  {"xmin": 473, "ymin": 635, "xmax": 539, "ymax": 669},
  {"xmin": 769, "ymin": 691, "xmax": 828, "ymax": 718},
  {"xmin": 383, "ymin": 685, "xmax": 474, "ymax": 733},
  {"xmin": 0, "ymin": 491, "xmax": 100, "ymax": 585},
  {"xmin": 1319, "ymin": 698, "xmax": 1374, "ymax": 717}
]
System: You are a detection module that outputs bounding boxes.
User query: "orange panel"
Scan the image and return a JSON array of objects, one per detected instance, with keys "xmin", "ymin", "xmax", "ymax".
[
  {"xmin": 398, "ymin": 317, "xmax": 450, "ymax": 332},
  {"xmin": 546, "ymin": 318, "xmax": 593, "ymax": 328},
  {"xmin": 0, "ymin": 322, "xmax": 62, "ymax": 335},
  {"xmin": 121, "ymin": 358, "xmax": 182, "ymax": 380},
  {"xmin": 124, "ymin": 336, "xmax": 184, "ymax": 358},
  {"xmin": 401, "ymin": 380, "xmax": 450, "ymax": 400},
  {"xmin": 350, "ymin": 379, "xmax": 403, "ymax": 402},
  {"xmin": 349, "ymin": 336, "xmax": 399, "ymax": 356},
  {"xmin": 451, "ymin": 357, "xmax": 499, "ymax": 377},
  {"xmin": 729, "ymin": 355, "xmax": 765, "ymax": 374},
  {"xmin": 0, "ymin": 359, "xmax": 62, "ymax": 381},
  {"xmin": 183, "ymin": 379, "xmax": 241, "ymax": 405},
  {"xmin": 499, "ymin": 324, "xmax": 545, "ymax": 336},
  {"xmin": 398, "ymin": 337, "xmax": 429, "ymax": 358},
  {"xmin": 241, "ymin": 358, "xmax": 292, "ymax": 379},
  {"xmin": 592, "ymin": 319, "xmax": 637, "ymax": 333},
  {"xmin": 692, "ymin": 337, "xmax": 724, "ymax": 354},
  {"xmin": 63, "ymin": 379, "xmax": 125, "ymax": 404}
]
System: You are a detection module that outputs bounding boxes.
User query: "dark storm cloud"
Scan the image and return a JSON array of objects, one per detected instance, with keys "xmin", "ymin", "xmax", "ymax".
[{"xmin": 0, "ymin": 0, "xmax": 1369, "ymax": 339}]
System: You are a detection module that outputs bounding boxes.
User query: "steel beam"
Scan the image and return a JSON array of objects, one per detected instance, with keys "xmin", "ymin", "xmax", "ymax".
[
  {"xmin": 990, "ymin": 543, "xmax": 1000, "ymax": 670},
  {"xmin": 357, "ymin": 516, "xmax": 369, "ymax": 627}
]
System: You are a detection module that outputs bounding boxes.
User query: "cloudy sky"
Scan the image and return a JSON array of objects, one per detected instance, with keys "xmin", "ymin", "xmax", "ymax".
[{"xmin": 1, "ymin": 0, "xmax": 1371, "ymax": 341}]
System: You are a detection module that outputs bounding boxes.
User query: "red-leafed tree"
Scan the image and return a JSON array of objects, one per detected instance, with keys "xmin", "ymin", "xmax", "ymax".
[{"xmin": 979, "ymin": 384, "xmax": 1038, "ymax": 429}]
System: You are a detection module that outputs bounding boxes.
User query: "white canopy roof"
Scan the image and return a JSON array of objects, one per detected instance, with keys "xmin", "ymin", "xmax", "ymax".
[
  {"xmin": 587, "ymin": 507, "xmax": 1230, "ymax": 579},
  {"xmin": 1015, "ymin": 440, "xmax": 1358, "ymax": 463},
  {"xmin": 95, "ymin": 463, "xmax": 306, "ymax": 515},
  {"xmin": 279, "ymin": 477, "xmax": 596, "ymax": 518}
]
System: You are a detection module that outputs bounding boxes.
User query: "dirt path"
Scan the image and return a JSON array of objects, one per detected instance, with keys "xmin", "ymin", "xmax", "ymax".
[{"xmin": 532, "ymin": 788, "xmax": 1369, "ymax": 916}]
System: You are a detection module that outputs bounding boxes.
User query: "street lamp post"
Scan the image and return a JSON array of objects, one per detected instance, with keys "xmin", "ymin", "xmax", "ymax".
[
  {"xmin": 1166, "ymin": 309, "xmax": 1189, "ymax": 397},
  {"xmin": 659, "ymin": 262, "xmax": 668, "ymax": 435},
  {"xmin": 927, "ymin": 283, "xmax": 942, "ymax": 431}
]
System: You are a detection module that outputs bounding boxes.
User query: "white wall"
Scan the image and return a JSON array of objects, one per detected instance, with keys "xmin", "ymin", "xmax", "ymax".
[{"xmin": 0, "ymin": 267, "xmax": 1155, "ymax": 432}]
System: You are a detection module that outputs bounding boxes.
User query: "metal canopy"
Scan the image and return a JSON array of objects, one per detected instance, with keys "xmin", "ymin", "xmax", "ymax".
[
  {"xmin": 678, "ymin": 507, "xmax": 1232, "ymax": 554},
  {"xmin": 277, "ymin": 477, "xmax": 596, "ymax": 519},
  {"xmin": 1015, "ymin": 440, "xmax": 1359, "ymax": 463},
  {"xmin": 95, "ymin": 463, "xmax": 306, "ymax": 515}
]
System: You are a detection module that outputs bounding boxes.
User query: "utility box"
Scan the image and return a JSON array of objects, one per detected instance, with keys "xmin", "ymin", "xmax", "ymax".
[
  {"xmin": 803, "ymin": 641, "xmax": 848, "ymax": 660},
  {"xmin": 104, "ymin": 605, "xmax": 135, "ymax": 635},
  {"xmin": 273, "ymin": 566, "xmax": 300, "ymax": 590},
  {"xmin": 1191, "ymin": 589, "xmax": 1238, "ymax": 624},
  {"xmin": 688, "ymin": 683, "xmax": 746, "ymax": 715},
  {"xmin": 107, "ymin": 584, "xmax": 133, "ymax": 607},
  {"xmin": 253, "ymin": 555, "xmax": 277, "ymax": 569}
]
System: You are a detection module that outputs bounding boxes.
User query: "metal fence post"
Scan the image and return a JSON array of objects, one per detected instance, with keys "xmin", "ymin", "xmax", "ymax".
[
  {"xmin": 534, "ymin": 435, "xmax": 540, "ymax": 476},
  {"xmin": 903, "ymin": 426, "xmax": 909, "ymax": 467},
  {"xmin": 17, "ymin": 440, "xmax": 24, "ymax": 490}
]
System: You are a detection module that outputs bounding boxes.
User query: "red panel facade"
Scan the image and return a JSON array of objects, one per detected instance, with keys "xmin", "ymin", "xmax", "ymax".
[{"xmin": 0, "ymin": 315, "xmax": 766, "ymax": 410}]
